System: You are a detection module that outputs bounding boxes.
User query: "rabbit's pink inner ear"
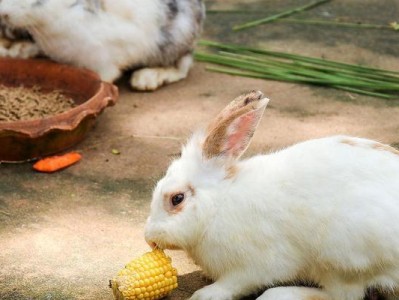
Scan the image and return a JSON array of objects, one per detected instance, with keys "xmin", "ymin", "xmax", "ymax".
[
  {"xmin": 203, "ymin": 92, "xmax": 268, "ymax": 160},
  {"xmin": 222, "ymin": 106, "xmax": 267, "ymax": 160},
  {"xmin": 225, "ymin": 110, "xmax": 257, "ymax": 158}
]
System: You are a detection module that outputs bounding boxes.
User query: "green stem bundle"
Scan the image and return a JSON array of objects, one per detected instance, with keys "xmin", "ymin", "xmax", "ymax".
[{"xmin": 195, "ymin": 40, "xmax": 399, "ymax": 99}]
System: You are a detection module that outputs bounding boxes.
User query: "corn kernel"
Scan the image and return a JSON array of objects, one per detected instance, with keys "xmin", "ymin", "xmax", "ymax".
[{"xmin": 110, "ymin": 249, "xmax": 178, "ymax": 300}]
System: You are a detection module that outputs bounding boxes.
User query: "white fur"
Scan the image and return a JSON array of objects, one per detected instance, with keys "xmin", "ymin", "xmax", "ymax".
[
  {"xmin": 258, "ymin": 287, "xmax": 331, "ymax": 300},
  {"xmin": 130, "ymin": 54, "xmax": 193, "ymax": 91},
  {"xmin": 0, "ymin": 0, "xmax": 204, "ymax": 90},
  {"xmin": 145, "ymin": 91, "xmax": 399, "ymax": 300}
]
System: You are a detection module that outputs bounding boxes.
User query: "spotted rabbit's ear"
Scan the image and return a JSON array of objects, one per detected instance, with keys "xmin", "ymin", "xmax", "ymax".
[{"xmin": 202, "ymin": 90, "xmax": 269, "ymax": 161}]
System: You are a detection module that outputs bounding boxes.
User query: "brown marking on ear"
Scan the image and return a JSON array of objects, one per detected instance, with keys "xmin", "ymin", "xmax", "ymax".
[
  {"xmin": 203, "ymin": 91, "xmax": 267, "ymax": 159},
  {"xmin": 340, "ymin": 138, "xmax": 358, "ymax": 147},
  {"xmin": 225, "ymin": 165, "xmax": 239, "ymax": 179},
  {"xmin": 207, "ymin": 90, "xmax": 265, "ymax": 133},
  {"xmin": 372, "ymin": 142, "xmax": 399, "ymax": 156},
  {"xmin": 203, "ymin": 105, "xmax": 254, "ymax": 159}
]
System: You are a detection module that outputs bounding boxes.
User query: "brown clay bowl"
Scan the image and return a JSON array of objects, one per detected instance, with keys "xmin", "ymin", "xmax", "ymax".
[{"xmin": 0, "ymin": 58, "xmax": 119, "ymax": 162}]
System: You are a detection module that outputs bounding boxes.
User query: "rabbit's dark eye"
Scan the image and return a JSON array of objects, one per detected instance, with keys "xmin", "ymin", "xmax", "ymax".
[{"xmin": 171, "ymin": 193, "xmax": 185, "ymax": 206}]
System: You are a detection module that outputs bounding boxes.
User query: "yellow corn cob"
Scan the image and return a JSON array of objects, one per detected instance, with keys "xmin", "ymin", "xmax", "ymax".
[{"xmin": 110, "ymin": 249, "xmax": 178, "ymax": 300}]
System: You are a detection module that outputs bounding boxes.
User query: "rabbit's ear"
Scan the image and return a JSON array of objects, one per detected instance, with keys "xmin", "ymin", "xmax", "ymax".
[{"xmin": 203, "ymin": 90, "xmax": 269, "ymax": 161}]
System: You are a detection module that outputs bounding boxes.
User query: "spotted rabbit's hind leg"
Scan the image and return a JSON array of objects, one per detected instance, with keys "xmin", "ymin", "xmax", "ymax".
[{"xmin": 130, "ymin": 54, "xmax": 193, "ymax": 91}]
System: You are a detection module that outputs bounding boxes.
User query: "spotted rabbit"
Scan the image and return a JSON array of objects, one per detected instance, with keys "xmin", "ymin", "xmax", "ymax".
[{"xmin": 0, "ymin": 0, "xmax": 205, "ymax": 90}]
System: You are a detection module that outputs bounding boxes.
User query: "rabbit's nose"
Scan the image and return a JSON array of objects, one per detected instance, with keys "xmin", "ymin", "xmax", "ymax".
[{"xmin": 147, "ymin": 240, "xmax": 157, "ymax": 249}]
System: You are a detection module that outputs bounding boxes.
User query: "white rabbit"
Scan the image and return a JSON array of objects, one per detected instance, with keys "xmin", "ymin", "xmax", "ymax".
[
  {"xmin": 145, "ymin": 90, "xmax": 399, "ymax": 300},
  {"xmin": 0, "ymin": 0, "xmax": 204, "ymax": 90}
]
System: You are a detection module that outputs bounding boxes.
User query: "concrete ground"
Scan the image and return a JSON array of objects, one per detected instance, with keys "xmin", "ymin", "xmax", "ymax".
[{"xmin": 1, "ymin": 0, "xmax": 399, "ymax": 299}]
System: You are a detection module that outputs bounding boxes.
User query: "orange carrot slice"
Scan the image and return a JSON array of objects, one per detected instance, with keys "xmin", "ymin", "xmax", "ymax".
[{"xmin": 33, "ymin": 152, "xmax": 82, "ymax": 173}]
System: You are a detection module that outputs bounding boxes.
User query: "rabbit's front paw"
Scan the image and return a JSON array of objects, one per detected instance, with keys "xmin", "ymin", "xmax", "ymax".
[
  {"xmin": 190, "ymin": 284, "xmax": 234, "ymax": 300},
  {"xmin": 130, "ymin": 68, "xmax": 168, "ymax": 91},
  {"xmin": 131, "ymin": 55, "xmax": 193, "ymax": 91},
  {"xmin": 130, "ymin": 65, "xmax": 189, "ymax": 91}
]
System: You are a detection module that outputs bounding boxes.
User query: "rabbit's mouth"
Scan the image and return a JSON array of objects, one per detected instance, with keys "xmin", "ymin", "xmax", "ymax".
[
  {"xmin": 148, "ymin": 241, "xmax": 181, "ymax": 251},
  {"xmin": 162, "ymin": 243, "xmax": 181, "ymax": 250}
]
